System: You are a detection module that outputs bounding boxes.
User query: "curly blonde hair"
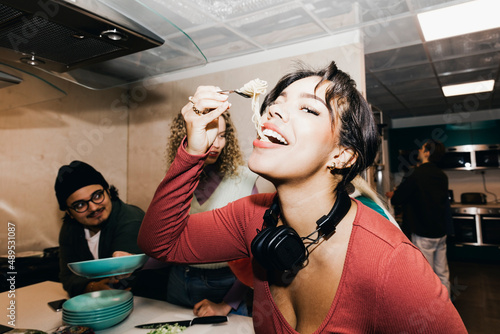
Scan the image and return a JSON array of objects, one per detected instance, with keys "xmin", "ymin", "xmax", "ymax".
[{"xmin": 165, "ymin": 112, "xmax": 245, "ymax": 177}]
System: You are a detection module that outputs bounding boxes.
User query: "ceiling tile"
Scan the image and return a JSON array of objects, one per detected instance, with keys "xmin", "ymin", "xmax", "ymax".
[
  {"xmin": 363, "ymin": 16, "xmax": 421, "ymax": 54},
  {"xmin": 434, "ymin": 52, "xmax": 500, "ymax": 76},
  {"xmin": 227, "ymin": 4, "xmax": 327, "ymax": 47},
  {"xmin": 372, "ymin": 63, "xmax": 435, "ymax": 85},
  {"xmin": 365, "ymin": 44, "xmax": 428, "ymax": 71},
  {"xmin": 409, "ymin": 0, "xmax": 471, "ymax": 11},
  {"xmin": 396, "ymin": 88, "xmax": 445, "ymax": 102},
  {"xmin": 387, "ymin": 77, "xmax": 441, "ymax": 94},
  {"xmin": 170, "ymin": 25, "xmax": 259, "ymax": 61},
  {"xmin": 427, "ymin": 28, "xmax": 500, "ymax": 61},
  {"xmin": 301, "ymin": 0, "xmax": 359, "ymax": 30}
]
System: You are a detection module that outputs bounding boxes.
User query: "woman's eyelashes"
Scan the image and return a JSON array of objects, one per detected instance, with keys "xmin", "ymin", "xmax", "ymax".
[
  {"xmin": 263, "ymin": 98, "xmax": 322, "ymax": 117},
  {"xmin": 300, "ymin": 105, "xmax": 320, "ymax": 116}
]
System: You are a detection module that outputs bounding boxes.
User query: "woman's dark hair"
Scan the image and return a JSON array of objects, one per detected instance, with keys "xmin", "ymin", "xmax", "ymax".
[
  {"xmin": 260, "ymin": 61, "xmax": 380, "ymax": 191},
  {"xmin": 62, "ymin": 185, "xmax": 119, "ymax": 224}
]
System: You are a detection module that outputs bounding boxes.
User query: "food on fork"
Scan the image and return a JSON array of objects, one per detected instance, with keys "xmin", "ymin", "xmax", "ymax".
[{"xmin": 237, "ymin": 79, "xmax": 268, "ymax": 140}]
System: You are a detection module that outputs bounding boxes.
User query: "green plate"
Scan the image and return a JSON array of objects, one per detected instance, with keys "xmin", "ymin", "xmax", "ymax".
[
  {"xmin": 63, "ymin": 307, "xmax": 132, "ymax": 330},
  {"xmin": 62, "ymin": 290, "xmax": 132, "ymax": 313},
  {"xmin": 68, "ymin": 254, "xmax": 148, "ymax": 278}
]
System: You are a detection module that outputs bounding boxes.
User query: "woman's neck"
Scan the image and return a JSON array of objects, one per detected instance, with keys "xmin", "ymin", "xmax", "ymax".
[{"xmin": 275, "ymin": 181, "xmax": 338, "ymax": 236}]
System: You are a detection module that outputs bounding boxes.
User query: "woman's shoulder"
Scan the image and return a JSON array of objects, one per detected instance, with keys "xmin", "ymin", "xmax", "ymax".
[
  {"xmin": 232, "ymin": 192, "xmax": 275, "ymax": 208},
  {"xmin": 226, "ymin": 192, "xmax": 276, "ymax": 219},
  {"xmin": 352, "ymin": 200, "xmax": 409, "ymax": 247}
]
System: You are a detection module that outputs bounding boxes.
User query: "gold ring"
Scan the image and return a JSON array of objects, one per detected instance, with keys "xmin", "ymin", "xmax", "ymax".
[{"xmin": 188, "ymin": 96, "xmax": 201, "ymax": 115}]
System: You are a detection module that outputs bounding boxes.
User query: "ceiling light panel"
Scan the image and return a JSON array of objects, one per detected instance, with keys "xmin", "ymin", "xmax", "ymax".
[
  {"xmin": 442, "ymin": 79, "xmax": 494, "ymax": 96},
  {"xmin": 418, "ymin": 0, "xmax": 500, "ymax": 41}
]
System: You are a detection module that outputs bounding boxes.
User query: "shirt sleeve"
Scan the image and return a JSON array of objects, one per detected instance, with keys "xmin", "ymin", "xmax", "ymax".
[
  {"xmin": 375, "ymin": 242, "xmax": 467, "ymax": 332},
  {"xmin": 138, "ymin": 138, "xmax": 263, "ymax": 264},
  {"xmin": 223, "ymin": 279, "xmax": 249, "ymax": 310},
  {"xmin": 390, "ymin": 173, "xmax": 416, "ymax": 207}
]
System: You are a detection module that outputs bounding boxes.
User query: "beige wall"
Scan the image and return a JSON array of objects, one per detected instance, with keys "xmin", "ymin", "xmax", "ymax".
[
  {"xmin": 127, "ymin": 45, "xmax": 365, "ymax": 211},
  {"xmin": 0, "ymin": 42, "xmax": 365, "ymax": 253},
  {"xmin": 1, "ymin": 69, "xmax": 127, "ymax": 253}
]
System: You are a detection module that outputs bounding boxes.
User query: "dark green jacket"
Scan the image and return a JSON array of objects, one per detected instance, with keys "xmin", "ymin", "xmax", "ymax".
[{"xmin": 58, "ymin": 198, "xmax": 144, "ymax": 297}]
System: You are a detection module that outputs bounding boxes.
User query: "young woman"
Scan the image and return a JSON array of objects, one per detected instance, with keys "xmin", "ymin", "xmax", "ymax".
[
  {"xmin": 164, "ymin": 111, "xmax": 257, "ymax": 316},
  {"xmin": 138, "ymin": 61, "xmax": 466, "ymax": 333}
]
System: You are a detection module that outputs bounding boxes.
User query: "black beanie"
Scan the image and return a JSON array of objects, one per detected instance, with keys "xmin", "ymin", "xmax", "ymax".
[{"xmin": 54, "ymin": 161, "xmax": 109, "ymax": 211}]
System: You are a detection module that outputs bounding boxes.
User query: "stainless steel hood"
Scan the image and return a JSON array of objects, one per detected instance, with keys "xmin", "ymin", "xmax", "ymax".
[
  {"xmin": 0, "ymin": 69, "xmax": 21, "ymax": 88},
  {"xmin": 0, "ymin": 0, "xmax": 207, "ymax": 89},
  {"xmin": 0, "ymin": 0, "xmax": 165, "ymax": 72}
]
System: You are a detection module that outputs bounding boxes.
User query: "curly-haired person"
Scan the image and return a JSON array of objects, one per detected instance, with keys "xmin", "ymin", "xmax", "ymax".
[{"xmin": 164, "ymin": 111, "xmax": 258, "ymax": 317}]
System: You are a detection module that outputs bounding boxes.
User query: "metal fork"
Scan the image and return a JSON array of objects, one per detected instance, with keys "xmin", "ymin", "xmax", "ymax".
[{"xmin": 219, "ymin": 90, "xmax": 251, "ymax": 98}]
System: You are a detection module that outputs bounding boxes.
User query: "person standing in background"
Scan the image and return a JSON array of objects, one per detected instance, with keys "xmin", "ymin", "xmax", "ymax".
[
  {"xmin": 165, "ymin": 111, "xmax": 258, "ymax": 316},
  {"xmin": 386, "ymin": 139, "xmax": 451, "ymax": 294}
]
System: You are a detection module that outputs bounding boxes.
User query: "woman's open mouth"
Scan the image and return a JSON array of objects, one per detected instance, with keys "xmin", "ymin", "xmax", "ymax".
[{"xmin": 261, "ymin": 128, "xmax": 288, "ymax": 145}]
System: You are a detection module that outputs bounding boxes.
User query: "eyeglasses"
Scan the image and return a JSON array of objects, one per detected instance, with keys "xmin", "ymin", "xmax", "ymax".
[{"xmin": 69, "ymin": 189, "xmax": 106, "ymax": 213}]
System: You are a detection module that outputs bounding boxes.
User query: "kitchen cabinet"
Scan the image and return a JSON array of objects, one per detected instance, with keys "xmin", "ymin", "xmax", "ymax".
[{"xmin": 388, "ymin": 120, "xmax": 500, "ymax": 172}]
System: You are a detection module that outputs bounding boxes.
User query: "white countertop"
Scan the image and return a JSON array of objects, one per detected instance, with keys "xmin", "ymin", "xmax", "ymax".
[{"xmin": 0, "ymin": 281, "xmax": 254, "ymax": 333}]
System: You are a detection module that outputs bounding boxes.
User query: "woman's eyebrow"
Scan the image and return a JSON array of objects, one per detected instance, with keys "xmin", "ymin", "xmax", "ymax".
[{"xmin": 301, "ymin": 93, "xmax": 328, "ymax": 108}]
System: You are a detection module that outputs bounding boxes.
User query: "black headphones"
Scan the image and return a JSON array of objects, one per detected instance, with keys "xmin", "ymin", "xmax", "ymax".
[{"xmin": 251, "ymin": 190, "xmax": 351, "ymax": 272}]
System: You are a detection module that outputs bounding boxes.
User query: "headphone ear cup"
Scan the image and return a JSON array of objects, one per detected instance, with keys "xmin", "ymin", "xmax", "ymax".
[
  {"xmin": 251, "ymin": 226, "xmax": 307, "ymax": 272},
  {"xmin": 251, "ymin": 227, "xmax": 275, "ymax": 270}
]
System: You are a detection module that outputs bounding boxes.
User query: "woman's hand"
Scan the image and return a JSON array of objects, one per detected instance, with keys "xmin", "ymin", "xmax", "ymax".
[
  {"xmin": 111, "ymin": 251, "xmax": 134, "ymax": 279},
  {"xmin": 181, "ymin": 86, "xmax": 230, "ymax": 156},
  {"xmin": 193, "ymin": 299, "xmax": 232, "ymax": 317},
  {"xmin": 85, "ymin": 277, "xmax": 122, "ymax": 293},
  {"xmin": 112, "ymin": 250, "xmax": 133, "ymax": 257}
]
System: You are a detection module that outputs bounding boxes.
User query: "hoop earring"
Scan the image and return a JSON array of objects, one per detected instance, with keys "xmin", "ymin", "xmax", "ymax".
[{"xmin": 327, "ymin": 162, "xmax": 336, "ymax": 171}]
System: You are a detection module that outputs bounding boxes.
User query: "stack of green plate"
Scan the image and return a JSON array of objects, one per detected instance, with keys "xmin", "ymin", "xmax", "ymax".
[{"xmin": 62, "ymin": 290, "xmax": 133, "ymax": 330}]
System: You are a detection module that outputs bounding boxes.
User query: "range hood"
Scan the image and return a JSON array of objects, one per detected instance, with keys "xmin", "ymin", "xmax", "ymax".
[
  {"xmin": 0, "ymin": 69, "xmax": 22, "ymax": 88},
  {"xmin": 0, "ymin": 0, "xmax": 164, "ymax": 72},
  {"xmin": 0, "ymin": 0, "xmax": 207, "ymax": 89}
]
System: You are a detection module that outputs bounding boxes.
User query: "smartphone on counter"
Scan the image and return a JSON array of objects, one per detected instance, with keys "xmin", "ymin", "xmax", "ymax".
[{"xmin": 48, "ymin": 298, "xmax": 67, "ymax": 312}]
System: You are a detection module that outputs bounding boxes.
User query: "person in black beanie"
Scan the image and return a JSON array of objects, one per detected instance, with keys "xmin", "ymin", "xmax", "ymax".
[{"xmin": 55, "ymin": 160, "xmax": 147, "ymax": 297}]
